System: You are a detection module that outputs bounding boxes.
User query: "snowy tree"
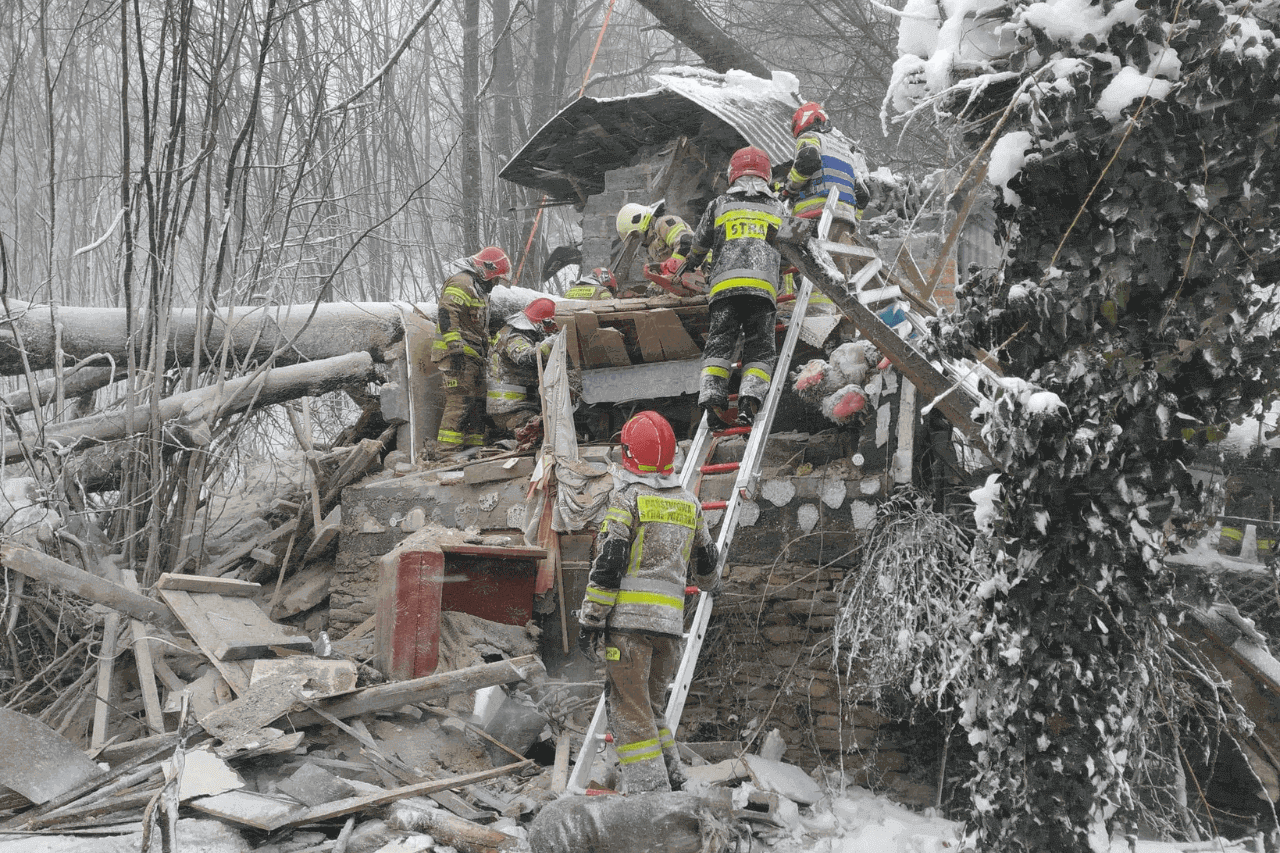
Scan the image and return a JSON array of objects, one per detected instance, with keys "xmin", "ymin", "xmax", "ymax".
[{"xmin": 887, "ymin": 0, "xmax": 1280, "ymax": 849}]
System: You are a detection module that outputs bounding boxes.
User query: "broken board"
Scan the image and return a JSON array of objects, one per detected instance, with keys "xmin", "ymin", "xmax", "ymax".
[
  {"xmin": 0, "ymin": 706, "xmax": 104, "ymax": 804},
  {"xmin": 157, "ymin": 586, "xmax": 309, "ymax": 695}
]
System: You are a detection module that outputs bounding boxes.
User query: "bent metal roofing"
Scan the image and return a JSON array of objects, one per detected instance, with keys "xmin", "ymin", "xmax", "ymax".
[{"xmin": 500, "ymin": 68, "xmax": 800, "ymax": 202}]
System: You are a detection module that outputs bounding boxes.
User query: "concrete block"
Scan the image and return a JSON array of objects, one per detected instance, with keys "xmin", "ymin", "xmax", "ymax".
[
  {"xmin": 741, "ymin": 755, "xmax": 823, "ymax": 805},
  {"xmin": 684, "ymin": 758, "xmax": 749, "ymax": 786},
  {"xmin": 463, "ymin": 455, "xmax": 535, "ymax": 485}
]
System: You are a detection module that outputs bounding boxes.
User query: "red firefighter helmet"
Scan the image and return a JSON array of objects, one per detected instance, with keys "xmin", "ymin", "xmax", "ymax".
[
  {"xmin": 470, "ymin": 246, "xmax": 511, "ymax": 282},
  {"xmin": 620, "ymin": 411, "xmax": 677, "ymax": 476},
  {"xmin": 791, "ymin": 101, "xmax": 828, "ymax": 137},
  {"xmin": 523, "ymin": 297, "xmax": 558, "ymax": 332},
  {"xmin": 592, "ymin": 267, "xmax": 618, "ymax": 292},
  {"xmin": 728, "ymin": 146, "xmax": 772, "ymax": 184}
]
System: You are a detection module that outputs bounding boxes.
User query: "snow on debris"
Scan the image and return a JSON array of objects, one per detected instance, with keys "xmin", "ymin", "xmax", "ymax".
[
  {"xmin": 987, "ymin": 130, "xmax": 1034, "ymax": 205},
  {"xmin": 757, "ymin": 785, "xmax": 1252, "ymax": 852}
]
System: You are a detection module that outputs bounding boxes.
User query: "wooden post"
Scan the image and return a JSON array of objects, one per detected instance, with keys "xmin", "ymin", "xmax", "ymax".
[{"xmin": 121, "ymin": 571, "xmax": 166, "ymax": 735}]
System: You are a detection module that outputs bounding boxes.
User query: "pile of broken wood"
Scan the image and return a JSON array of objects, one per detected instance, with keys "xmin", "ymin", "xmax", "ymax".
[{"xmin": 0, "ymin": 553, "xmax": 557, "ymax": 852}]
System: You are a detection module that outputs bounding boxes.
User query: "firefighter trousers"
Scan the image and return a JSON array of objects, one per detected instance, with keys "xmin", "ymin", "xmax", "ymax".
[
  {"xmin": 700, "ymin": 294, "xmax": 776, "ymax": 410},
  {"xmin": 604, "ymin": 631, "xmax": 683, "ymax": 793},
  {"xmin": 436, "ymin": 356, "xmax": 486, "ymax": 450}
]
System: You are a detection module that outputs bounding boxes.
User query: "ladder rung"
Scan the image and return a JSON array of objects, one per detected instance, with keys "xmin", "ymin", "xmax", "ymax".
[
  {"xmin": 711, "ymin": 425, "xmax": 752, "ymax": 437},
  {"xmin": 700, "ymin": 462, "xmax": 739, "ymax": 474},
  {"xmin": 702, "ymin": 500, "xmax": 728, "ymax": 511}
]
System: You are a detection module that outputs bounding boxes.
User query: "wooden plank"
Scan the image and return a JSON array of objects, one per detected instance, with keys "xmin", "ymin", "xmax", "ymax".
[
  {"xmin": 121, "ymin": 571, "xmax": 165, "ymax": 735},
  {"xmin": 0, "ymin": 544, "xmax": 178, "ymax": 628},
  {"xmin": 91, "ymin": 611, "xmax": 121, "ymax": 750},
  {"xmin": 286, "ymin": 654, "xmax": 544, "ymax": 728},
  {"xmin": 273, "ymin": 762, "xmax": 535, "ymax": 832},
  {"xmin": 189, "ymin": 789, "xmax": 305, "ymax": 831},
  {"xmin": 195, "ymin": 519, "xmax": 298, "ymax": 578},
  {"xmin": 214, "ymin": 636, "xmax": 314, "ymax": 661},
  {"xmin": 156, "ymin": 589, "xmax": 256, "ymax": 695},
  {"xmin": 551, "ymin": 730, "xmax": 571, "ymax": 793}
]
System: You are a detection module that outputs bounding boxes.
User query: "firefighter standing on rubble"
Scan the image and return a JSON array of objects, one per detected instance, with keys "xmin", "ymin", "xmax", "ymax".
[
  {"xmin": 430, "ymin": 247, "xmax": 510, "ymax": 458},
  {"xmin": 783, "ymin": 102, "xmax": 872, "ymax": 276},
  {"xmin": 615, "ymin": 201, "xmax": 695, "ymax": 281},
  {"xmin": 577, "ymin": 411, "xmax": 719, "ymax": 794},
  {"xmin": 563, "ymin": 267, "xmax": 618, "ymax": 301},
  {"xmin": 679, "ymin": 146, "xmax": 787, "ymax": 427},
  {"xmin": 487, "ymin": 297, "xmax": 560, "ymax": 444}
]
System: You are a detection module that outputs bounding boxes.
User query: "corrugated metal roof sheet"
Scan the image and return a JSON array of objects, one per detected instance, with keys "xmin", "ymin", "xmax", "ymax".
[
  {"xmin": 651, "ymin": 70, "xmax": 798, "ymax": 165},
  {"xmin": 500, "ymin": 69, "xmax": 800, "ymax": 201}
]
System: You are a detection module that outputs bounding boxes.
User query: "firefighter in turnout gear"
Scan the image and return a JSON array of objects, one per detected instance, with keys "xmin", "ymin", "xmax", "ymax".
[
  {"xmin": 784, "ymin": 102, "xmax": 872, "ymax": 278},
  {"xmin": 430, "ymin": 247, "xmax": 509, "ymax": 457},
  {"xmin": 563, "ymin": 267, "xmax": 617, "ymax": 301},
  {"xmin": 679, "ymin": 146, "xmax": 787, "ymax": 427},
  {"xmin": 616, "ymin": 201, "xmax": 695, "ymax": 271},
  {"xmin": 487, "ymin": 297, "xmax": 559, "ymax": 441},
  {"xmin": 577, "ymin": 411, "xmax": 719, "ymax": 794}
]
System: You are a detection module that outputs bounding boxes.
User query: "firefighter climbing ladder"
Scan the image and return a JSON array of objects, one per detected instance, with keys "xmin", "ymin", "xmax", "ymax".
[{"xmin": 565, "ymin": 192, "xmax": 988, "ymax": 794}]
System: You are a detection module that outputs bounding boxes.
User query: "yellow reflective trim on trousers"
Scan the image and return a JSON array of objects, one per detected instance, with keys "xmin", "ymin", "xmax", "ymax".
[
  {"xmin": 443, "ymin": 286, "xmax": 482, "ymax": 307},
  {"xmin": 636, "ymin": 495, "xmax": 696, "ymax": 529},
  {"xmin": 616, "ymin": 590, "xmax": 684, "ymax": 610},
  {"xmin": 744, "ymin": 366, "xmax": 771, "ymax": 384},
  {"xmin": 464, "ymin": 434, "xmax": 484, "ymax": 447},
  {"xmin": 487, "ymin": 390, "xmax": 526, "ymax": 400},
  {"xmin": 617, "ymin": 737, "xmax": 664, "ymax": 764},
  {"xmin": 1221, "ymin": 527, "xmax": 1243, "ymax": 542},
  {"xmin": 437, "ymin": 430, "xmax": 464, "ymax": 445},
  {"xmin": 658, "ymin": 727, "xmax": 674, "ymax": 747},
  {"xmin": 710, "ymin": 277, "xmax": 776, "ymax": 300},
  {"xmin": 703, "ymin": 365, "xmax": 730, "ymax": 379},
  {"xmin": 585, "ymin": 586, "xmax": 617, "ymax": 605}
]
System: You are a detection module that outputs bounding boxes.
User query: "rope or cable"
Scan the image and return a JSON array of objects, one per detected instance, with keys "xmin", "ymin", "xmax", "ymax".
[{"xmin": 512, "ymin": 0, "xmax": 618, "ymax": 288}]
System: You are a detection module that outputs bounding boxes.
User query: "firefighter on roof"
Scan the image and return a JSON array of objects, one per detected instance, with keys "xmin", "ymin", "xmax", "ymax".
[
  {"xmin": 578, "ymin": 411, "xmax": 719, "ymax": 794},
  {"xmin": 487, "ymin": 297, "xmax": 559, "ymax": 443},
  {"xmin": 430, "ymin": 247, "xmax": 509, "ymax": 458},
  {"xmin": 784, "ymin": 102, "xmax": 872, "ymax": 276},
  {"xmin": 679, "ymin": 146, "xmax": 787, "ymax": 427},
  {"xmin": 563, "ymin": 267, "xmax": 617, "ymax": 301}
]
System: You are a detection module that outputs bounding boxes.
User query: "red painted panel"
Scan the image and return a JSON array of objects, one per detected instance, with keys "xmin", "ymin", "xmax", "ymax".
[{"xmin": 377, "ymin": 546, "xmax": 443, "ymax": 680}]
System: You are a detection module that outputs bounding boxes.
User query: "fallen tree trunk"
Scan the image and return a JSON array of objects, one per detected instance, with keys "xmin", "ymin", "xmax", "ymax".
[
  {"xmin": 2, "ymin": 351, "xmax": 378, "ymax": 462},
  {"xmin": 0, "ymin": 543, "xmax": 179, "ymax": 629},
  {"xmin": 633, "ymin": 0, "xmax": 772, "ymax": 78},
  {"xmin": 0, "ymin": 300, "xmax": 422, "ymax": 377},
  {"xmin": 1, "ymin": 365, "xmax": 122, "ymax": 417},
  {"xmin": 285, "ymin": 654, "xmax": 545, "ymax": 727}
]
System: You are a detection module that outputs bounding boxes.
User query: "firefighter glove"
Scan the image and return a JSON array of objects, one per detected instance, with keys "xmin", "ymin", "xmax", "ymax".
[
  {"xmin": 538, "ymin": 333, "xmax": 559, "ymax": 359},
  {"xmin": 577, "ymin": 626, "xmax": 604, "ymax": 662}
]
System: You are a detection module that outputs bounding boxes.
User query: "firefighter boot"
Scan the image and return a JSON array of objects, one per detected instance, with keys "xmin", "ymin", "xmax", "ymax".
[
  {"xmin": 698, "ymin": 367, "xmax": 730, "ymax": 425},
  {"xmin": 736, "ymin": 395, "xmax": 761, "ymax": 426}
]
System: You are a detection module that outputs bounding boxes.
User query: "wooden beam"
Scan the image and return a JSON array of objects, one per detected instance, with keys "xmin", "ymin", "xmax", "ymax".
[
  {"xmin": 274, "ymin": 762, "xmax": 535, "ymax": 832},
  {"xmin": 285, "ymin": 655, "xmax": 544, "ymax": 727},
  {"xmin": 1, "ymin": 544, "xmax": 178, "ymax": 629}
]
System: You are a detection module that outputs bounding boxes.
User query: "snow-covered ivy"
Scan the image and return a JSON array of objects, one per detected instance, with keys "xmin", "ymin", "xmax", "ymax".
[{"xmin": 887, "ymin": 0, "xmax": 1280, "ymax": 848}]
